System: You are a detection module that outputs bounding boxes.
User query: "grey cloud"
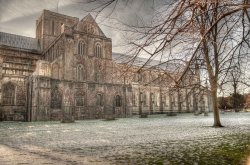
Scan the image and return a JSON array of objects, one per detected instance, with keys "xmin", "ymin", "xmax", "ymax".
[
  {"xmin": 0, "ymin": 0, "xmax": 91, "ymax": 37},
  {"xmin": 0, "ymin": 0, "xmax": 166, "ymax": 52}
]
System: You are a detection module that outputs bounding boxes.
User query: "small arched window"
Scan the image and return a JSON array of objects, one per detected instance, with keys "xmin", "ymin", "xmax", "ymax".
[
  {"xmin": 171, "ymin": 94, "xmax": 176, "ymax": 107},
  {"xmin": 138, "ymin": 72, "xmax": 142, "ymax": 82},
  {"xmin": 95, "ymin": 43, "xmax": 102, "ymax": 58},
  {"xmin": 162, "ymin": 94, "xmax": 166, "ymax": 106},
  {"xmin": 140, "ymin": 92, "xmax": 143, "ymax": 104},
  {"xmin": 132, "ymin": 93, "xmax": 136, "ymax": 106},
  {"xmin": 96, "ymin": 94, "xmax": 103, "ymax": 106},
  {"xmin": 139, "ymin": 92, "xmax": 147, "ymax": 106},
  {"xmin": 76, "ymin": 65, "xmax": 84, "ymax": 81},
  {"xmin": 115, "ymin": 95, "xmax": 122, "ymax": 107},
  {"xmin": 78, "ymin": 41, "xmax": 85, "ymax": 55},
  {"xmin": 2, "ymin": 82, "xmax": 15, "ymax": 105},
  {"xmin": 52, "ymin": 64, "xmax": 59, "ymax": 79}
]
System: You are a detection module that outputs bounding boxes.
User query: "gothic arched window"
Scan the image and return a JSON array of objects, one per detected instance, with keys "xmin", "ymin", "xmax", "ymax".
[
  {"xmin": 96, "ymin": 94, "xmax": 103, "ymax": 106},
  {"xmin": 51, "ymin": 87, "xmax": 62, "ymax": 109},
  {"xmin": 171, "ymin": 93, "xmax": 176, "ymax": 107},
  {"xmin": 52, "ymin": 64, "xmax": 59, "ymax": 79},
  {"xmin": 78, "ymin": 41, "xmax": 85, "ymax": 55},
  {"xmin": 115, "ymin": 95, "xmax": 122, "ymax": 107},
  {"xmin": 132, "ymin": 93, "xmax": 136, "ymax": 106},
  {"xmin": 2, "ymin": 82, "xmax": 15, "ymax": 105},
  {"xmin": 75, "ymin": 92, "xmax": 84, "ymax": 106},
  {"xmin": 76, "ymin": 65, "xmax": 84, "ymax": 81},
  {"xmin": 139, "ymin": 92, "xmax": 147, "ymax": 106},
  {"xmin": 162, "ymin": 94, "xmax": 166, "ymax": 107},
  {"xmin": 95, "ymin": 43, "xmax": 102, "ymax": 58},
  {"xmin": 95, "ymin": 64, "xmax": 102, "ymax": 82},
  {"xmin": 138, "ymin": 72, "xmax": 142, "ymax": 82},
  {"xmin": 150, "ymin": 93, "xmax": 155, "ymax": 105}
]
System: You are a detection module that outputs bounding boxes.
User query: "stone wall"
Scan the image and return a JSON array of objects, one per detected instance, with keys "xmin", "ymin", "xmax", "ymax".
[
  {"xmin": 36, "ymin": 10, "xmax": 79, "ymax": 50},
  {"xmin": 28, "ymin": 76, "xmax": 131, "ymax": 121},
  {"xmin": 0, "ymin": 9, "xmax": 211, "ymax": 121},
  {"xmin": 0, "ymin": 47, "xmax": 41, "ymax": 121}
]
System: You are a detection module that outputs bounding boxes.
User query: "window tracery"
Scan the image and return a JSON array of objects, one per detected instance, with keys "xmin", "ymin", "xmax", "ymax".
[
  {"xmin": 95, "ymin": 43, "xmax": 102, "ymax": 58},
  {"xmin": 51, "ymin": 87, "xmax": 62, "ymax": 109},
  {"xmin": 115, "ymin": 95, "xmax": 122, "ymax": 107},
  {"xmin": 76, "ymin": 64, "xmax": 84, "ymax": 81},
  {"xmin": 78, "ymin": 41, "xmax": 85, "ymax": 55}
]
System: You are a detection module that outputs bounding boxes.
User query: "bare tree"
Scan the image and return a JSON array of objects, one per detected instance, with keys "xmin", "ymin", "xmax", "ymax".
[
  {"xmin": 82, "ymin": 0, "xmax": 250, "ymax": 127},
  {"xmin": 220, "ymin": 59, "xmax": 250, "ymax": 111},
  {"xmin": 230, "ymin": 66, "xmax": 243, "ymax": 112}
]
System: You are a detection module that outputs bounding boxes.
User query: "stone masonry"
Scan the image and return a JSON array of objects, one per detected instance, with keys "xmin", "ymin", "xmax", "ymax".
[{"xmin": 0, "ymin": 10, "xmax": 212, "ymax": 121}]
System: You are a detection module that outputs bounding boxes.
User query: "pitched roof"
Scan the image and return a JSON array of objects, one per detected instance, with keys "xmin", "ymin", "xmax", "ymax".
[
  {"xmin": 80, "ymin": 14, "xmax": 106, "ymax": 37},
  {"xmin": 112, "ymin": 52, "xmax": 185, "ymax": 71},
  {"xmin": 80, "ymin": 13, "xmax": 94, "ymax": 22},
  {"xmin": 112, "ymin": 52, "xmax": 162, "ymax": 66},
  {"xmin": 0, "ymin": 32, "xmax": 41, "ymax": 51}
]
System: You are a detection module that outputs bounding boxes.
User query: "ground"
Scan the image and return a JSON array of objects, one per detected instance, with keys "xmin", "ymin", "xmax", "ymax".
[{"xmin": 0, "ymin": 112, "xmax": 249, "ymax": 165}]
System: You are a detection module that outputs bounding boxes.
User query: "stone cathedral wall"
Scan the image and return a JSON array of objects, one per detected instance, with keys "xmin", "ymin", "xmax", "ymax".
[
  {"xmin": 0, "ymin": 48, "xmax": 40, "ymax": 121},
  {"xmin": 0, "ymin": 9, "xmax": 211, "ymax": 121}
]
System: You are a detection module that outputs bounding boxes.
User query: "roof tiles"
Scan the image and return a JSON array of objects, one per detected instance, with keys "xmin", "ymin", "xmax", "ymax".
[{"xmin": 0, "ymin": 32, "xmax": 40, "ymax": 51}]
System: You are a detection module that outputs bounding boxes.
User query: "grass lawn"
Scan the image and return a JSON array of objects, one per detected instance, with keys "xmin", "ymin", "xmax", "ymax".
[{"xmin": 107, "ymin": 133, "xmax": 250, "ymax": 165}]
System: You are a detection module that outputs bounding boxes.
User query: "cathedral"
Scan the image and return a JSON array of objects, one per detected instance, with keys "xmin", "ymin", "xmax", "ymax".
[{"xmin": 0, "ymin": 10, "xmax": 211, "ymax": 121}]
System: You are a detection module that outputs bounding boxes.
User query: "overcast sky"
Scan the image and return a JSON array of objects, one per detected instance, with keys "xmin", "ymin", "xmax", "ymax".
[
  {"xmin": 1, "ymin": 0, "xmax": 249, "ymax": 94},
  {"xmin": 0, "ymin": 0, "xmax": 158, "ymax": 52}
]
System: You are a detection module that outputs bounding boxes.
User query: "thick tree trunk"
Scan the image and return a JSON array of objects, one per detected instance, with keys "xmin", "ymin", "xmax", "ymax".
[
  {"xmin": 211, "ymin": 82, "xmax": 223, "ymax": 127},
  {"xmin": 202, "ymin": 38, "xmax": 223, "ymax": 127}
]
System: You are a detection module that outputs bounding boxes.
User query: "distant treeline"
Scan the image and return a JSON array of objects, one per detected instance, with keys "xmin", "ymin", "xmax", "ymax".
[{"xmin": 218, "ymin": 93, "xmax": 245, "ymax": 110}]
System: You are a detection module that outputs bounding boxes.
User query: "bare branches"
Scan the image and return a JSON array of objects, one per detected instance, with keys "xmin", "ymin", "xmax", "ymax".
[{"xmin": 80, "ymin": 0, "xmax": 250, "ymax": 126}]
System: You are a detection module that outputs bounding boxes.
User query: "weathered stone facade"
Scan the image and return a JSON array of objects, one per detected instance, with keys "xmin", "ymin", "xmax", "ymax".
[{"xmin": 0, "ymin": 10, "xmax": 211, "ymax": 121}]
